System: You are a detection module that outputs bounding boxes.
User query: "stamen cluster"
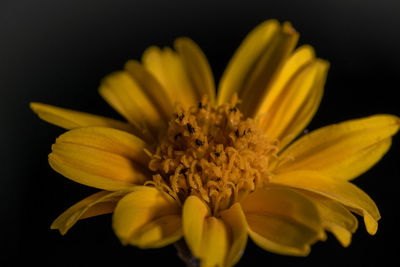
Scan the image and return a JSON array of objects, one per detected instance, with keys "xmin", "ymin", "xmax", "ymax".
[{"xmin": 147, "ymin": 96, "xmax": 278, "ymax": 215}]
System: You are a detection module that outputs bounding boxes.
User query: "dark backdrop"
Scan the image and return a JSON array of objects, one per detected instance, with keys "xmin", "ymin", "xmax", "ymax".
[{"xmin": 1, "ymin": 0, "xmax": 399, "ymax": 266}]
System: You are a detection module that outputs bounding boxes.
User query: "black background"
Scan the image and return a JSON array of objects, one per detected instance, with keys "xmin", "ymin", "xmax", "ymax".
[{"xmin": 1, "ymin": 0, "xmax": 399, "ymax": 266}]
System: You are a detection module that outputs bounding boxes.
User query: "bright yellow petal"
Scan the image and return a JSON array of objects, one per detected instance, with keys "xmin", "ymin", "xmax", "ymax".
[
  {"xmin": 270, "ymin": 171, "xmax": 380, "ymax": 235},
  {"xmin": 99, "ymin": 71, "xmax": 167, "ymax": 138},
  {"xmin": 51, "ymin": 191, "xmax": 126, "ymax": 235},
  {"xmin": 142, "ymin": 46, "xmax": 199, "ymax": 109},
  {"xmin": 182, "ymin": 195, "xmax": 211, "ymax": 257},
  {"xmin": 30, "ymin": 102, "xmax": 137, "ymax": 133},
  {"xmin": 256, "ymin": 51, "xmax": 329, "ymax": 149},
  {"xmin": 217, "ymin": 20, "xmax": 299, "ymax": 116},
  {"xmin": 274, "ymin": 115, "xmax": 400, "ymax": 180},
  {"xmin": 306, "ymin": 194, "xmax": 358, "ymax": 247},
  {"xmin": 113, "ymin": 186, "xmax": 182, "ymax": 248},
  {"xmin": 220, "ymin": 203, "xmax": 248, "ymax": 267},
  {"xmin": 241, "ymin": 187, "xmax": 324, "ymax": 256},
  {"xmin": 55, "ymin": 126, "xmax": 150, "ymax": 166},
  {"xmin": 49, "ymin": 141, "xmax": 149, "ymax": 191}
]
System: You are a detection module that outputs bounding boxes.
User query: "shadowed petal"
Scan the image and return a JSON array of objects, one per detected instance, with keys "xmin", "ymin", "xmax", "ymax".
[
  {"xmin": 174, "ymin": 38, "xmax": 216, "ymax": 104},
  {"xmin": 113, "ymin": 186, "xmax": 182, "ymax": 248},
  {"xmin": 142, "ymin": 46, "xmax": 199, "ymax": 109},
  {"xmin": 270, "ymin": 170, "xmax": 380, "ymax": 235},
  {"xmin": 30, "ymin": 102, "xmax": 137, "ymax": 133},
  {"xmin": 241, "ymin": 187, "xmax": 324, "ymax": 256},
  {"xmin": 51, "ymin": 190, "xmax": 126, "ymax": 235},
  {"xmin": 220, "ymin": 203, "xmax": 248, "ymax": 267},
  {"xmin": 306, "ymin": 194, "xmax": 358, "ymax": 247}
]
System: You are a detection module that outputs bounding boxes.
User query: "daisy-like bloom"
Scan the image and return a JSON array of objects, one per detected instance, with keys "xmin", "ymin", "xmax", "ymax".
[{"xmin": 31, "ymin": 20, "xmax": 399, "ymax": 266}]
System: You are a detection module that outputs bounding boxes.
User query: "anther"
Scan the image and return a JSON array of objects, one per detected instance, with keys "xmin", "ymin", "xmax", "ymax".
[
  {"xmin": 178, "ymin": 114, "xmax": 184, "ymax": 121},
  {"xmin": 174, "ymin": 133, "xmax": 182, "ymax": 140},
  {"xmin": 214, "ymin": 152, "xmax": 220, "ymax": 157},
  {"xmin": 195, "ymin": 139, "xmax": 203, "ymax": 146},
  {"xmin": 235, "ymin": 129, "xmax": 239, "ymax": 137},
  {"xmin": 187, "ymin": 123, "xmax": 195, "ymax": 134}
]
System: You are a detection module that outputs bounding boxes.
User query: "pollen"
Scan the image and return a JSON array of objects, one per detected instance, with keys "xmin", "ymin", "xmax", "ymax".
[{"xmin": 146, "ymin": 95, "xmax": 279, "ymax": 215}]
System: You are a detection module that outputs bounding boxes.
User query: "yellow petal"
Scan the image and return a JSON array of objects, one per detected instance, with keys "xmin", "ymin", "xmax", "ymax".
[
  {"xmin": 174, "ymin": 38, "xmax": 216, "ymax": 104},
  {"xmin": 306, "ymin": 194, "xmax": 358, "ymax": 247},
  {"xmin": 30, "ymin": 102, "xmax": 137, "ymax": 133},
  {"xmin": 217, "ymin": 20, "xmax": 299, "ymax": 116},
  {"xmin": 142, "ymin": 46, "xmax": 199, "ymax": 109},
  {"xmin": 182, "ymin": 195, "xmax": 210, "ymax": 257},
  {"xmin": 274, "ymin": 115, "xmax": 400, "ymax": 180},
  {"xmin": 220, "ymin": 203, "xmax": 248, "ymax": 267},
  {"xmin": 256, "ymin": 50, "xmax": 329, "ymax": 149},
  {"xmin": 55, "ymin": 126, "xmax": 150, "ymax": 166},
  {"xmin": 200, "ymin": 217, "xmax": 228, "ymax": 267},
  {"xmin": 124, "ymin": 60, "xmax": 175, "ymax": 120},
  {"xmin": 241, "ymin": 187, "xmax": 324, "ymax": 256},
  {"xmin": 49, "ymin": 141, "xmax": 149, "ymax": 191},
  {"xmin": 99, "ymin": 71, "xmax": 167, "ymax": 138},
  {"xmin": 270, "ymin": 171, "xmax": 380, "ymax": 235},
  {"xmin": 113, "ymin": 186, "xmax": 182, "ymax": 248},
  {"xmin": 51, "ymin": 191, "xmax": 126, "ymax": 235}
]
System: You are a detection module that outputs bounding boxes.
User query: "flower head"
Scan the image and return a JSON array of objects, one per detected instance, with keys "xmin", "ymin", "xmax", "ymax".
[{"xmin": 31, "ymin": 19, "xmax": 399, "ymax": 266}]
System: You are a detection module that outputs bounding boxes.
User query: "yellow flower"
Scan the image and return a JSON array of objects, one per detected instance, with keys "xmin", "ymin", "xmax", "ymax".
[{"xmin": 31, "ymin": 19, "xmax": 399, "ymax": 266}]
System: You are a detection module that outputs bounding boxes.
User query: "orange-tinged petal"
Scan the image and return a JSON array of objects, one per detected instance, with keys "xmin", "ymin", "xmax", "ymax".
[
  {"xmin": 51, "ymin": 191, "xmax": 126, "ymax": 235},
  {"xmin": 113, "ymin": 186, "xmax": 182, "ymax": 248},
  {"xmin": 306, "ymin": 194, "xmax": 358, "ymax": 247},
  {"xmin": 142, "ymin": 46, "xmax": 198, "ymax": 109},
  {"xmin": 270, "ymin": 170, "xmax": 380, "ymax": 235},
  {"xmin": 220, "ymin": 203, "xmax": 248, "ymax": 267},
  {"xmin": 30, "ymin": 102, "xmax": 137, "ymax": 133},
  {"xmin": 99, "ymin": 71, "xmax": 167, "ymax": 138},
  {"xmin": 55, "ymin": 126, "xmax": 150, "ymax": 166},
  {"xmin": 274, "ymin": 115, "xmax": 400, "ymax": 180},
  {"xmin": 182, "ymin": 195, "xmax": 210, "ymax": 257},
  {"xmin": 256, "ymin": 52, "xmax": 329, "ymax": 149},
  {"xmin": 49, "ymin": 142, "xmax": 149, "ymax": 191},
  {"xmin": 174, "ymin": 38, "xmax": 216, "ymax": 104},
  {"xmin": 241, "ymin": 187, "xmax": 324, "ymax": 256},
  {"xmin": 217, "ymin": 20, "xmax": 299, "ymax": 116}
]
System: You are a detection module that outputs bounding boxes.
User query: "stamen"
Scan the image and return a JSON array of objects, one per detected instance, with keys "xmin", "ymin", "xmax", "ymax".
[{"xmin": 147, "ymin": 95, "xmax": 279, "ymax": 215}]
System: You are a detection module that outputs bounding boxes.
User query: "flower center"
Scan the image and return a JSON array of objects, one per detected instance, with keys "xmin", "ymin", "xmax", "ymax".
[{"xmin": 146, "ymin": 96, "xmax": 278, "ymax": 215}]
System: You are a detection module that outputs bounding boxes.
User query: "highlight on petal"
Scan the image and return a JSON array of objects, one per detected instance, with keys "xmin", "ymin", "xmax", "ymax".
[
  {"xmin": 241, "ymin": 187, "xmax": 324, "ymax": 256},
  {"xmin": 306, "ymin": 193, "xmax": 358, "ymax": 247},
  {"xmin": 183, "ymin": 196, "xmax": 229, "ymax": 267},
  {"xmin": 99, "ymin": 71, "xmax": 167, "ymax": 138},
  {"xmin": 256, "ymin": 49, "xmax": 329, "ymax": 149},
  {"xmin": 51, "ymin": 190, "xmax": 126, "ymax": 235},
  {"xmin": 220, "ymin": 203, "xmax": 248, "ymax": 267},
  {"xmin": 217, "ymin": 20, "xmax": 299, "ymax": 116},
  {"xmin": 55, "ymin": 126, "xmax": 150, "ymax": 166},
  {"xmin": 141, "ymin": 46, "xmax": 199, "ymax": 109},
  {"xmin": 30, "ymin": 102, "xmax": 136, "ymax": 133},
  {"xmin": 274, "ymin": 115, "xmax": 400, "ymax": 180},
  {"xmin": 113, "ymin": 186, "xmax": 182, "ymax": 248},
  {"xmin": 49, "ymin": 130, "xmax": 150, "ymax": 191},
  {"xmin": 270, "ymin": 171, "xmax": 380, "ymax": 235}
]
